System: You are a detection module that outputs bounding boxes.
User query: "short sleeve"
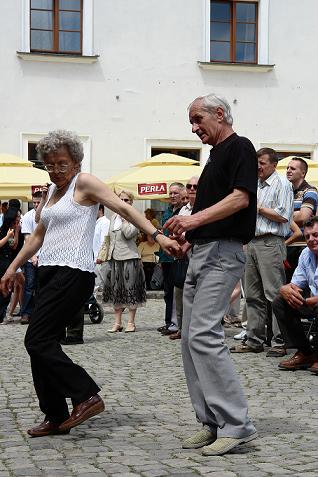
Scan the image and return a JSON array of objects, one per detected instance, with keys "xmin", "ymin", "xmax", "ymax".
[
  {"xmin": 232, "ymin": 138, "xmax": 258, "ymax": 196},
  {"xmin": 21, "ymin": 211, "xmax": 34, "ymax": 234}
]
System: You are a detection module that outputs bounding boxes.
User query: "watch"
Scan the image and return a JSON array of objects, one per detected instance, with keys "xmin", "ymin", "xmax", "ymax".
[{"xmin": 152, "ymin": 230, "xmax": 163, "ymax": 242}]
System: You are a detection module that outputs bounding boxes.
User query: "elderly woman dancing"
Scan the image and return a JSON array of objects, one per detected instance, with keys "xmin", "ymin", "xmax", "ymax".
[{"xmin": 0, "ymin": 130, "xmax": 179, "ymax": 438}]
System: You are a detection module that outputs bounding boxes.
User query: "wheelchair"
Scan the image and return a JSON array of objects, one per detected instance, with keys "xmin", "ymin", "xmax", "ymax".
[{"xmin": 84, "ymin": 295, "xmax": 104, "ymax": 324}]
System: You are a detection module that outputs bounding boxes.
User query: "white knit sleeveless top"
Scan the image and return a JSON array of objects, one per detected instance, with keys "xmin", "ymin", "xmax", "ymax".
[{"xmin": 38, "ymin": 173, "xmax": 99, "ymax": 272}]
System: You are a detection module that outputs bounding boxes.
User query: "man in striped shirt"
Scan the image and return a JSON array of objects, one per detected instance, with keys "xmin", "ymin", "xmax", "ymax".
[
  {"xmin": 231, "ymin": 148, "xmax": 294, "ymax": 355},
  {"xmin": 285, "ymin": 157, "xmax": 318, "ymax": 281}
]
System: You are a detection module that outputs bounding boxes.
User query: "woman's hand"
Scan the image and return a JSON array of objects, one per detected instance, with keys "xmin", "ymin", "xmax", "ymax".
[
  {"xmin": 6, "ymin": 228, "xmax": 14, "ymax": 239},
  {"xmin": 0, "ymin": 266, "xmax": 17, "ymax": 296},
  {"xmin": 157, "ymin": 235, "xmax": 181, "ymax": 257}
]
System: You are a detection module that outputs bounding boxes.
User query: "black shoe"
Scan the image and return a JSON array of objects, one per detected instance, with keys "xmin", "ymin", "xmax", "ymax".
[
  {"xmin": 161, "ymin": 329, "xmax": 178, "ymax": 336},
  {"xmin": 157, "ymin": 325, "xmax": 167, "ymax": 332},
  {"xmin": 60, "ymin": 337, "xmax": 84, "ymax": 345}
]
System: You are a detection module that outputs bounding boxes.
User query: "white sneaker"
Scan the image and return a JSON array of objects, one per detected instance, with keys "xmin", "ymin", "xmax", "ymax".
[{"xmin": 234, "ymin": 330, "xmax": 247, "ymax": 341}]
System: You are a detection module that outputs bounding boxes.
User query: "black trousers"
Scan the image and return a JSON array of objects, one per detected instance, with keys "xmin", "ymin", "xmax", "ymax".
[
  {"xmin": 25, "ymin": 266, "xmax": 100, "ymax": 424},
  {"xmin": 161, "ymin": 262, "xmax": 175, "ymax": 327},
  {"xmin": 272, "ymin": 295, "xmax": 315, "ymax": 355}
]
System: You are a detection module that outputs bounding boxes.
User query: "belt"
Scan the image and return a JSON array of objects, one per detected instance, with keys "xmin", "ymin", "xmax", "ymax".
[
  {"xmin": 191, "ymin": 237, "xmax": 242, "ymax": 245},
  {"xmin": 254, "ymin": 233, "xmax": 283, "ymax": 240}
]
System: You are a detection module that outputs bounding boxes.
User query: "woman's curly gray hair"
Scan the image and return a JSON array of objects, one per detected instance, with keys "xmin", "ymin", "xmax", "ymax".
[{"xmin": 36, "ymin": 129, "xmax": 84, "ymax": 165}]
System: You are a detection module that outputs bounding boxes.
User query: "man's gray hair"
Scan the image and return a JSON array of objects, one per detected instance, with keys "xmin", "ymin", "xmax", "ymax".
[
  {"xmin": 36, "ymin": 129, "xmax": 84, "ymax": 165},
  {"xmin": 189, "ymin": 93, "xmax": 233, "ymax": 126},
  {"xmin": 170, "ymin": 182, "xmax": 185, "ymax": 190}
]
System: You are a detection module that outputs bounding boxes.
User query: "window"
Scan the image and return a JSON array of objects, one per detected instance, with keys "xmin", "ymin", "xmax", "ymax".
[
  {"xmin": 28, "ymin": 142, "xmax": 45, "ymax": 169},
  {"xmin": 30, "ymin": 0, "xmax": 82, "ymax": 54},
  {"xmin": 210, "ymin": 1, "xmax": 258, "ymax": 63},
  {"xmin": 277, "ymin": 151, "xmax": 312, "ymax": 161},
  {"xmin": 151, "ymin": 148, "xmax": 200, "ymax": 163}
]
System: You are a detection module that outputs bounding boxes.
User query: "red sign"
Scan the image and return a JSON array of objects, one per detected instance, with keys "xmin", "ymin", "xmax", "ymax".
[
  {"xmin": 32, "ymin": 185, "xmax": 45, "ymax": 195},
  {"xmin": 138, "ymin": 183, "xmax": 167, "ymax": 195}
]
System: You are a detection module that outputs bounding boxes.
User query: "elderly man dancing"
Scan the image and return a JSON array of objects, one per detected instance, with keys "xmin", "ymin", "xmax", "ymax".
[{"xmin": 165, "ymin": 93, "xmax": 258, "ymax": 456}]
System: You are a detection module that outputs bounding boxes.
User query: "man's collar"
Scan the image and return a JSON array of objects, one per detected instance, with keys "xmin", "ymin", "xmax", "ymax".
[
  {"xmin": 293, "ymin": 179, "xmax": 309, "ymax": 193},
  {"xmin": 258, "ymin": 170, "xmax": 278, "ymax": 187}
]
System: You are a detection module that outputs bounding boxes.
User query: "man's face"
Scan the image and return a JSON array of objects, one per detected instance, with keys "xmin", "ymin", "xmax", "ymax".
[
  {"xmin": 286, "ymin": 160, "xmax": 305, "ymax": 185},
  {"xmin": 181, "ymin": 189, "xmax": 189, "ymax": 205},
  {"xmin": 258, "ymin": 154, "xmax": 276, "ymax": 182},
  {"xmin": 32, "ymin": 198, "xmax": 41, "ymax": 210},
  {"xmin": 304, "ymin": 223, "xmax": 318, "ymax": 254},
  {"xmin": 189, "ymin": 100, "xmax": 222, "ymax": 146},
  {"xmin": 169, "ymin": 185, "xmax": 182, "ymax": 208}
]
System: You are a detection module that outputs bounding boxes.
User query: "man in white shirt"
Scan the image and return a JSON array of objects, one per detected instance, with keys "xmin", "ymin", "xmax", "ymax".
[
  {"xmin": 93, "ymin": 204, "xmax": 110, "ymax": 262},
  {"xmin": 20, "ymin": 192, "xmax": 42, "ymax": 324},
  {"xmin": 94, "ymin": 204, "xmax": 110, "ymax": 291},
  {"xmin": 231, "ymin": 148, "xmax": 294, "ymax": 355}
]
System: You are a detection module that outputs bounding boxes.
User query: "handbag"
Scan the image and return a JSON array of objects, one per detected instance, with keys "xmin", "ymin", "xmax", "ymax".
[
  {"xmin": 172, "ymin": 258, "xmax": 189, "ymax": 289},
  {"xmin": 97, "ymin": 235, "xmax": 110, "ymax": 262},
  {"xmin": 150, "ymin": 263, "xmax": 164, "ymax": 290}
]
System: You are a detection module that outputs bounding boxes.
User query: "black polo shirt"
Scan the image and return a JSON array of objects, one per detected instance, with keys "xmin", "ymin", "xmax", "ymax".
[{"xmin": 186, "ymin": 133, "xmax": 257, "ymax": 245}]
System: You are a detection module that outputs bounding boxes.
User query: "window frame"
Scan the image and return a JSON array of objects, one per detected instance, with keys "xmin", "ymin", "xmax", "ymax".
[
  {"xmin": 210, "ymin": 0, "xmax": 258, "ymax": 64},
  {"xmin": 204, "ymin": 0, "xmax": 270, "ymax": 66},
  {"xmin": 30, "ymin": 0, "xmax": 83, "ymax": 55},
  {"xmin": 20, "ymin": 0, "xmax": 95, "ymax": 57}
]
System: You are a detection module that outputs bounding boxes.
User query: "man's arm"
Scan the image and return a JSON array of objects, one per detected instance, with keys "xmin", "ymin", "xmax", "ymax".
[
  {"xmin": 164, "ymin": 188, "xmax": 249, "ymax": 235},
  {"xmin": 293, "ymin": 206, "xmax": 314, "ymax": 227},
  {"xmin": 257, "ymin": 206, "xmax": 288, "ymax": 223}
]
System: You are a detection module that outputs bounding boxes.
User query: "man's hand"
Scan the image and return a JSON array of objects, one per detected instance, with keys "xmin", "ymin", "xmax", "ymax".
[
  {"xmin": 164, "ymin": 215, "xmax": 197, "ymax": 236},
  {"xmin": 0, "ymin": 266, "xmax": 17, "ymax": 296},
  {"xmin": 96, "ymin": 258, "xmax": 104, "ymax": 265},
  {"xmin": 280, "ymin": 283, "xmax": 304, "ymax": 309},
  {"xmin": 157, "ymin": 235, "xmax": 181, "ymax": 257}
]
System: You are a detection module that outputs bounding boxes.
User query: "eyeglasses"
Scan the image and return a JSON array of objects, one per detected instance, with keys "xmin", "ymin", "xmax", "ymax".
[
  {"xmin": 186, "ymin": 183, "xmax": 198, "ymax": 190},
  {"xmin": 121, "ymin": 198, "xmax": 130, "ymax": 203},
  {"xmin": 44, "ymin": 164, "xmax": 71, "ymax": 173}
]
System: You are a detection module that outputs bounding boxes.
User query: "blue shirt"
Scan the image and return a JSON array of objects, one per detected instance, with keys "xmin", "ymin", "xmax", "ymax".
[
  {"xmin": 291, "ymin": 247, "xmax": 318, "ymax": 296},
  {"xmin": 158, "ymin": 205, "xmax": 181, "ymax": 263}
]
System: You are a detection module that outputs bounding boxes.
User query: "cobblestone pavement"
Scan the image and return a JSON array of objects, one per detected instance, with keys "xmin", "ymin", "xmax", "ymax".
[{"xmin": 1, "ymin": 298, "xmax": 318, "ymax": 477}]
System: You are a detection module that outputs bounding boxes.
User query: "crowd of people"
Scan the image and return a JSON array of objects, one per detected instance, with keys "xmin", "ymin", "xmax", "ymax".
[{"xmin": 1, "ymin": 93, "xmax": 318, "ymax": 457}]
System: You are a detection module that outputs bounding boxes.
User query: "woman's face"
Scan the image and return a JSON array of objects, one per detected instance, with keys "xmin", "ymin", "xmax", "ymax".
[
  {"xmin": 119, "ymin": 193, "xmax": 133, "ymax": 205},
  {"xmin": 43, "ymin": 146, "xmax": 78, "ymax": 189}
]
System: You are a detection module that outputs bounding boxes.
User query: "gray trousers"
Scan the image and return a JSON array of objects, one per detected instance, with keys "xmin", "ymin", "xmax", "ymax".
[
  {"xmin": 174, "ymin": 286, "xmax": 183, "ymax": 330},
  {"xmin": 245, "ymin": 236, "xmax": 286, "ymax": 348},
  {"xmin": 182, "ymin": 240, "xmax": 256, "ymax": 438}
]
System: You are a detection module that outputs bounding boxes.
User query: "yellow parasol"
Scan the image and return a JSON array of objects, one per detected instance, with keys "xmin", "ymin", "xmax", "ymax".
[
  {"xmin": 105, "ymin": 153, "xmax": 203, "ymax": 199},
  {"xmin": 0, "ymin": 154, "xmax": 50, "ymax": 201}
]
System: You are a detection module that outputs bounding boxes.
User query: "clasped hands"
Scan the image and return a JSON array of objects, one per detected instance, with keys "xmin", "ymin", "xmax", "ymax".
[{"xmin": 280, "ymin": 283, "xmax": 307, "ymax": 309}]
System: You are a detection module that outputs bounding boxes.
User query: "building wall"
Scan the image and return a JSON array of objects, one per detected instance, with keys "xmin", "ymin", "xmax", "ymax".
[{"xmin": 0, "ymin": 0, "xmax": 317, "ymax": 189}]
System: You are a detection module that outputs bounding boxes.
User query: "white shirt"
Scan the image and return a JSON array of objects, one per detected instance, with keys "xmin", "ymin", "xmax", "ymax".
[
  {"xmin": 93, "ymin": 215, "xmax": 110, "ymax": 261},
  {"xmin": 21, "ymin": 209, "xmax": 40, "ymax": 261},
  {"xmin": 256, "ymin": 171, "xmax": 294, "ymax": 237},
  {"xmin": 178, "ymin": 202, "xmax": 193, "ymax": 217}
]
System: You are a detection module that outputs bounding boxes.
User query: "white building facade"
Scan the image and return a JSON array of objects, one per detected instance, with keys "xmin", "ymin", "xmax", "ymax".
[{"xmin": 1, "ymin": 0, "xmax": 318, "ymax": 188}]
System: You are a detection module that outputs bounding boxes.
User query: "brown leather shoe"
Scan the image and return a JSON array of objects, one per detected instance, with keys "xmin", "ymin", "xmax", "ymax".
[
  {"xmin": 27, "ymin": 420, "xmax": 70, "ymax": 438},
  {"xmin": 308, "ymin": 361, "xmax": 318, "ymax": 375},
  {"xmin": 59, "ymin": 395, "xmax": 105, "ymax": 432},
  {"xmin": 278, "ymin": 351, "xmax": 317, "ymax": 371},
  {"xmin": 169, "ymin": 331, "xmax": 181, "ymax": 340}
]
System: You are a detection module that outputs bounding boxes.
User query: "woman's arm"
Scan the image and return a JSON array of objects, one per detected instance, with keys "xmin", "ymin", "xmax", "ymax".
[
  {"xmin": 121, "ymin": 220, "xmax": 138, "ymax": 240},
  {"xmin": 77, "ymin": 174, "xmax": 181, "ymax": 256},
  {"xmin": 0, "ymin": 222, "xmax": 46, "ymax": 295},
  {"xmin": 285, "ymin": 221, "xmax": 303, "ymax": 246},
  {"xmin": 0, "ymin": 228, "xmax": 14, "ymax": 248}
]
